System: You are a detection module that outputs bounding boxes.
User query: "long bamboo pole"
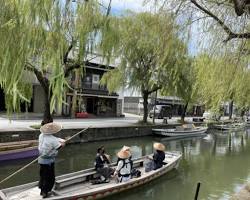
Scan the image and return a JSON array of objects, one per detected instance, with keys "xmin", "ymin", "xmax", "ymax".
[{"xmin": 0, "ymin": 126, "xmax": 90, "ymax": 185}]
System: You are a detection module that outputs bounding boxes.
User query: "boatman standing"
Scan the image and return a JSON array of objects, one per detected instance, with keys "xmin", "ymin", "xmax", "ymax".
[{"xmin": 38, "ymin": 122, "xmax": 65, "ymax": 198}]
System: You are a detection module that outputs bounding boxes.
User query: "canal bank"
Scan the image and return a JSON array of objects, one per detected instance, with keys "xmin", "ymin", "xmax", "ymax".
[
  {"xmin": 0, "ymin": 120, "xmax": 217, "ymax": 143},
  {"xmin": 0, "ymin": 124, "xmax": 181, "ymax": 143}
]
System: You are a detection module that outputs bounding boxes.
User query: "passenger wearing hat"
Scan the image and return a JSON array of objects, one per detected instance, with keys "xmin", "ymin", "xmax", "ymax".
[
  {"xmin": 114, "ymin": 150, "xmax": 132, "ymax": 183},
  {"xmin": 116, "ymin": 146, "xmax": 132, "ymax": 167},
  {"xmin": 152, "ymin": 142, "xmax": 165, "ymax": 170},
  {"xmin": 145, "ymin": 143, "xmax": 165, "ymax": 172},
  {"xmin": 38, "ymin": 122, "xmax": 65, "ymax": 198},
  {"xmin": 94, "ymin": 146, "xmax": 113, "ymax": 183}
]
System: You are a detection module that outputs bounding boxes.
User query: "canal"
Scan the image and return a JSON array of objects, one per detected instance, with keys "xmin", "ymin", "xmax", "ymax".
[{"xmin": 1, "ymin": 128, "xmax": 250, "ymax": 200}]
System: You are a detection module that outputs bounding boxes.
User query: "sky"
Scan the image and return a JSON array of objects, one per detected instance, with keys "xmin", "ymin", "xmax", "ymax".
[
  {"xmin": 101, "ymin": 0, "xmax": 155, "ymax": 14},
  {"xmin": 101, "ymin": 0, "xmax": 200, "ymax": 55}
]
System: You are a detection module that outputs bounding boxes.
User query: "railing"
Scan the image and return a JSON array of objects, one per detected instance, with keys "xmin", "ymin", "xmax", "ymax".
[{"xmin": 81, "ymin": 83, "xmax": 108, "ymax": 91}]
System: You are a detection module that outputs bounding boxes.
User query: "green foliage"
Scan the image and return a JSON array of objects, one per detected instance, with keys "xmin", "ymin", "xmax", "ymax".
[
  {"xmin": 161, "ymin": 57, "xmax": 197, "ymax": 106},
  {"xmin": 0, "ymin": 0, "xmax": 110, "ymax": 114},
  {"xmin": 194, "ymin": 53, "xmax": 250, "ymax": 112},
  {"xmin": 101, "ymin": 12, "xmax": 187, "ymax": 94},
  {"xmin": 100, "ymin": 11, "xmax": 188, "ymax": 122}
]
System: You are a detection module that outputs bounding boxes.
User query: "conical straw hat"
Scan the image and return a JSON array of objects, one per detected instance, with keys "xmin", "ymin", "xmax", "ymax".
[
  {"xmin": 121, "ymin": 145, "xmax": 130, "ymax": 152},
  {"xmin": 153, "ymin": 143, "xmax": 165, "ymax": 151},
  {"xmin": 117, "ymin": 150, "xmax": 131, "ymax": 159},
  {"xmin": 40, "ymin": 122, "xmax": 62, "ymax": 134}
]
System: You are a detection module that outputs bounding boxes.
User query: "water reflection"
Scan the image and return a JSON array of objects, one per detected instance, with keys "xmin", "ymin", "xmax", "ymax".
[{"xmin": 0, "ymin": 129, "xmax": 250, "ymax": 200}]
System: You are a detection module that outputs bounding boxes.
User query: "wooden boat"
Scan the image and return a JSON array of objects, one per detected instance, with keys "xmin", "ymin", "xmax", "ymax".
[
  {"xmin": 153, "ymin": 124, "xmax": 208, "ymax": 137},
  {"xmin": 213, "ymin": 123, "xmax": 246, "ymax": 131},
  {"xmin": 0, "ymin": 151, "xmax": 182, "ymax": 200},
  {"xmin": 0, "ymin": 140, "xmax": 38, "ymax": 162}
]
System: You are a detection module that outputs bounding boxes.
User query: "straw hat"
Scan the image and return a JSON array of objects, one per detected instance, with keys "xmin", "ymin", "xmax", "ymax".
[
  {"xmin": 121, "ymin": 145, "xmax": 130, "ymax": 152},
  {"xmin": 40, "ymin": 122, "xmax": 62, "ymax": 134},
  {"xmin": 153, "ymin": 143, "xmax": 165, "ymax": 151},
  {"xmin": 117, "ymin": 150, "xmax": 131, "ymax": 159}
]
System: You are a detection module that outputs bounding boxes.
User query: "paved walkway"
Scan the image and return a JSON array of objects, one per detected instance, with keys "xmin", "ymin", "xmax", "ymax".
[
  {"xmin": 0, "ymin": 112, "xmax": 206, "ymax": 132},
  {"xmin": 0, "ymin": 113, "xmax": 184, "ymax": 132}
]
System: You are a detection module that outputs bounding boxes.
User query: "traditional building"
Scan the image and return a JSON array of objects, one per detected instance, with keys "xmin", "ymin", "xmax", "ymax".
[
  {"xmin": 63, "ymin": 56, "xmax": 123, "ymax": 117},
  {"xmin": 0, "ymin": 54, "xmax": 124, "ymax": 117}
]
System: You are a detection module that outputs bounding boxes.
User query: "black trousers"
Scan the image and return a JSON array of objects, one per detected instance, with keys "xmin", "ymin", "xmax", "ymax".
[{"xmin": 39, "ymin": 163, "xmax": 55, "ymax": 194}]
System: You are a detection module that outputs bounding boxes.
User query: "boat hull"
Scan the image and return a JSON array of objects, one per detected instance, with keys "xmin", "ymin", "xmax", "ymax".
[
  {"xmin": 0, "ymin": 147, "xmax": 38, "ymax": 162},
  {"xmin": 213, "ymin": 123, "xmax": 246, "ymax": 131},
  {"xmin": 153, "ymin": 127, "xmax": 208, "ymax": 137}
]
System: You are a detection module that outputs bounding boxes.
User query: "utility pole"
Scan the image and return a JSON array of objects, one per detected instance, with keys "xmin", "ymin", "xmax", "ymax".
[{"xmin": 153, "ymin": 90, "xmax": 158, "ymax": 124}]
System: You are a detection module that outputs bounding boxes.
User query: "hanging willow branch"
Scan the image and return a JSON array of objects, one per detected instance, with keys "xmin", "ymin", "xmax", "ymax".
[{"xmin": 190, "ymin": 0, "xmax": 250, "ymax": 41}]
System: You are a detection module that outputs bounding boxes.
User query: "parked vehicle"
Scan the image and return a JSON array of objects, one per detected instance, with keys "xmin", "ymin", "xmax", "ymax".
[{"xmin": 149, "ymin": 105, "xmax": 172, "ymax": 119}]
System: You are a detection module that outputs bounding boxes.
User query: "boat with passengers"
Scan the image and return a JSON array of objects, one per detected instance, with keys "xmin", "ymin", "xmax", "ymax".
[{"xmin": 0, "ymin": 151, "xmax": 182, "ymax": 200}]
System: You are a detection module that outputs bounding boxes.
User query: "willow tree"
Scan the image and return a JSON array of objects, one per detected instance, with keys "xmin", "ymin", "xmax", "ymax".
[
  {"xmin": 101, "ymin": 12, "xmax": 188, "ymax": 123},
  {"xmin": 161, "ymin": 57, "xmax": 198, "ymax": 123},
  {"xmin": 0, "ymin": 0, "xmax": 112, "ymax": 124},
  {"xmin": 194, "ymin": 53, "xmax": 250, "ymax": 118},
  {"xmin": 153, "ymin": 0, "xmax": 250, "ymax": 43}
]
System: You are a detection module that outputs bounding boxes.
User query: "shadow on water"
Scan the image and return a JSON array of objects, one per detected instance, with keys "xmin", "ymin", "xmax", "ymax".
[{"xmin": 0, "ymin": 129, "xmax": 250, "ymax": 200}]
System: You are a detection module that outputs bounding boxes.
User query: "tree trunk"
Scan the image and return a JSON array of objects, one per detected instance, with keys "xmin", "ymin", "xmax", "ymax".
[
  {"xmin": 71, "ymin": 69, "xmax": 80, "ymax": 118},
  {"xmin": 240, "ymin": 109, "xmax": 245, "ymax": 120},
  {"xmin": 142, "ymin": 91, "xmax": 149, "ymax": 123},
  {"xmin": 32, "ymin": 69, "xmax": 53, "ymax": 125},
  {"xmin": 233, "ymin": 0, "xmax": 247, "ymax": 16},
  {"xmin": 41, "ymin": 86, "xmax": 53, "ymax": 125},
  {"xmin": 229, "ymin": 100, "xmax": 233, "ymax": 119},
  {"xmin": 181, "ymin": 102, "xmax": 188, "ymax": 123}
]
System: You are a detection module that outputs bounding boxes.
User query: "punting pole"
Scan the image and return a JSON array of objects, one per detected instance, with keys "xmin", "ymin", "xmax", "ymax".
[
  {"xmin": 0, "ymin": 126, "xmax": 91, "ymax": 185},
  {"xmin": 194, "ymin": 182, "xmax": 201, "ymax": 200}
]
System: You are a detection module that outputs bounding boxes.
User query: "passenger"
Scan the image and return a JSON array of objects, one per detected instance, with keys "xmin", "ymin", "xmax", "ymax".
[
  {"xmin": 38, "ymin": 122, "xmax": 65, "ymax": 198},
  {"xmin": 114, "ymin": 150, "xmax": 132, "ymax": 183},
  {"xmin": 145, "ymin": 142, "xmax": 165, "ymax": 172},
  {"xmin": 116, "ymin": 146, "xmax": 141, "ymax": 178},
  {"xmin": 116, "ymin": 146, "xmax": 132, "ymax": 167},
  {"xmin": 94, "ymin": 146, "xmax": 113, "ymax": 182},
  {"xmin": 152, "ymin": 142, "xmax": 166, "ymax": 170}
]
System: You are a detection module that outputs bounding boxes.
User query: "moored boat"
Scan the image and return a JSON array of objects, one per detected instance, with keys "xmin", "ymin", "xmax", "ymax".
[
  {"xmin": 0, "ymin": 151, "xmax": 182, "ymax": 200},
  {"xmin": 0, "ymin": 140, "xmax": 38, "ymax": 162},
  {"xmin": 213, "ymin": 122, "xmax": 246, "ymax": 131},
  {"xmin": 153, "ymin": 124, "xmax": 208, "ymax": 137}
]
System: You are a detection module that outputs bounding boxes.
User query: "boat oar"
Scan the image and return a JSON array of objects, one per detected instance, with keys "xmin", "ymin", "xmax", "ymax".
[{"xmin": 0, "ymin": 126, "xmax": 91, "ymax": 185}]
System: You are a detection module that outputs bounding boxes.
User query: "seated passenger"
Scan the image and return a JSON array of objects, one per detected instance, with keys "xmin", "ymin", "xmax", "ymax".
[
  {"xmin": 116, "ymin": 146, "xmax": 132, "ymax": 166},
  {"xmin": 145, "ymin": 142, "xmax": 165, "ymax": 172},
  {"xmin": 152, "ymin": 142, "xmax": 165, "ymax": 170},
  {"xmin": 114, "ymin": 150, "xmax": 132, "ymax": 183},
  {"xmin": 94, "ymin": 146, "xmax": 113, "ymax": 182}
]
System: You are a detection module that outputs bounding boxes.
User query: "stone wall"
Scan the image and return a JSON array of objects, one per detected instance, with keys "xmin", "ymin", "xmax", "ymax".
[{"xmin": 0, "ymin": 124, "xmax": 179, "ymax": 143}]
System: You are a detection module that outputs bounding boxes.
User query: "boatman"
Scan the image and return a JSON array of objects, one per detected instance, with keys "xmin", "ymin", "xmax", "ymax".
[{"xmin": 38, "ymin": 122, "xmax": 65, "ymax": 198}]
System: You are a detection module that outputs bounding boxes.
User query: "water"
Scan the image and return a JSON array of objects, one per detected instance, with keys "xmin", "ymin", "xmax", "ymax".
[{"xmin": 1, "ymin": 129, "xmax": 250, "ymax": 200}]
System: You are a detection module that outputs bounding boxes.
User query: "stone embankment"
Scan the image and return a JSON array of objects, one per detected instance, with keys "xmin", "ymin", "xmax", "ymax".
[{"xmin": 0, "ymin": 124, "xmax": 179, "ymax": 143}]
